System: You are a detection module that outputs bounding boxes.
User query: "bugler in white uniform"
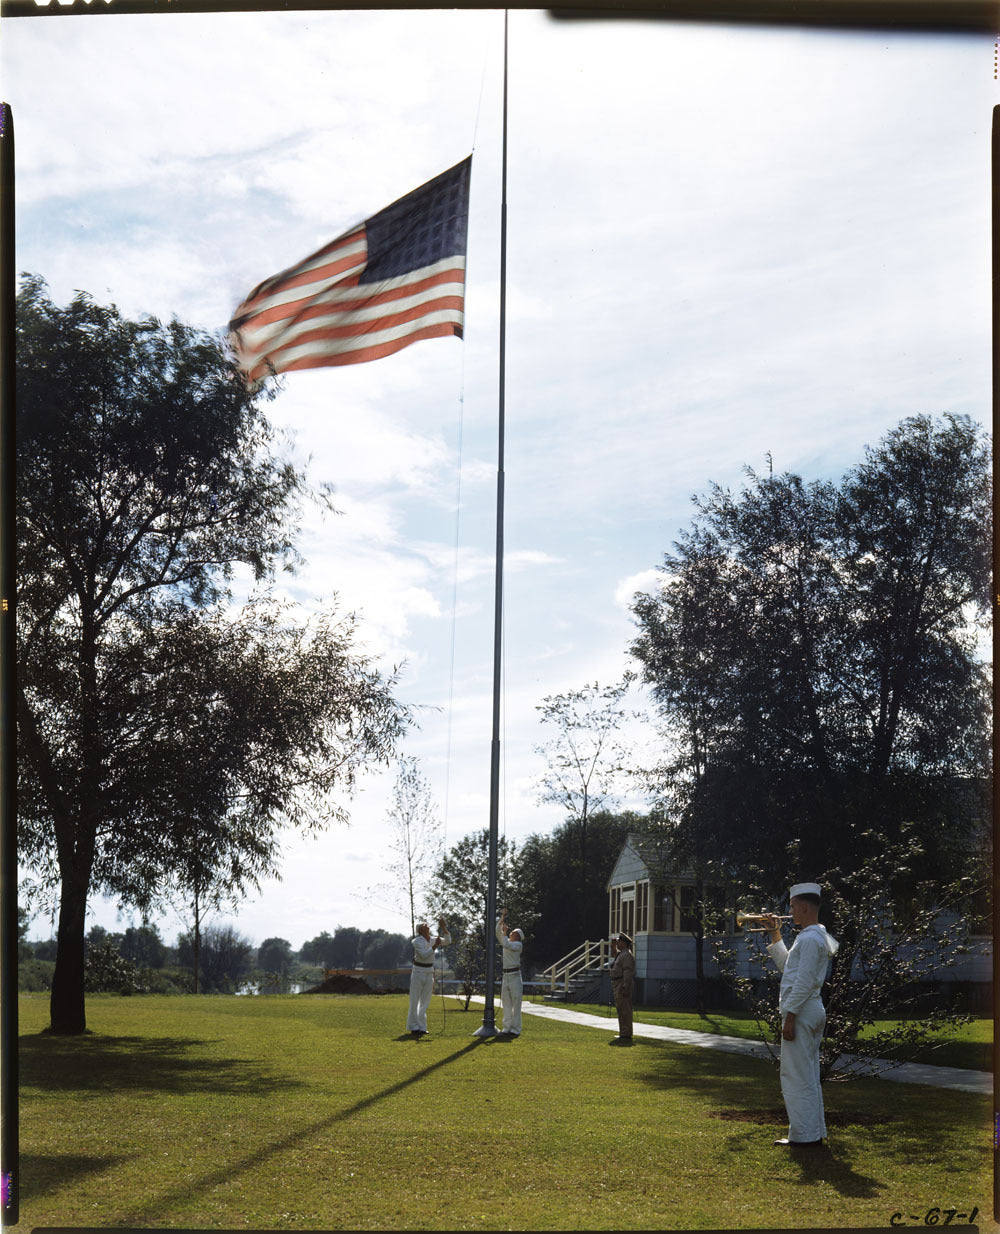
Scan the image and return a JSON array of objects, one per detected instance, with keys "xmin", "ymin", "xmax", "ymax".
[{"xmin": 765, "ymin": 883, "xmax": 838, "ymax": 1144}]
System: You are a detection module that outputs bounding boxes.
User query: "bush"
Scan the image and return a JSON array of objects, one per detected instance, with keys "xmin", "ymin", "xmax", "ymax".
[
  {"xmin": 30, "ymin": 938, "xmax": 59, "ymax": 962},
  {"xmin": 141, "ymin": 967, "xmax": 190, "ymax": 995},
  {"xmin": 18, "ymin": 957, "xmax": 55, "ymax": 992},
  {"xmin": 84, "ymin": 940, "xmax": 149, "ymax": 994}
]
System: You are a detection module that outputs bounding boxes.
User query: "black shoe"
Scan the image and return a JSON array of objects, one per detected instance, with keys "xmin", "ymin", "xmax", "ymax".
[{"xmin": 773, "ymin": 1138, "xmax": 824, "ymax": 1147}]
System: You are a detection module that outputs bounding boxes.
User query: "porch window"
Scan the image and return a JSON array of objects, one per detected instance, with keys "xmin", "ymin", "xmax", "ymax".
[
  {"xmin": 636, "ymin": 881, "xmax": 649, "ymax": 933},
  {"xmin": 652, "ymin": 885, "xmax": 673, "ymax": 932},
  {"xmin": 621, "ymin": 885, "xmax": 636, "ymax": 940},
  {"xmin": 679, "ymin": 884, "xmax": 698, "ymax": 933}
]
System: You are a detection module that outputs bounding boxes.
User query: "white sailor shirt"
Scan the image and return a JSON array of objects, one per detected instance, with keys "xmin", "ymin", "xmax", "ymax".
[
  {"xmin": 766, "ymin": 924, "xmax": 838, "ymax": 1015},
  {"xmin": 497, "ymin": 919, "xmax": 522, "ymax": 970},
  {"xmin": 411, "ymin": 935, "xmax": 435, "ymax": 967}
]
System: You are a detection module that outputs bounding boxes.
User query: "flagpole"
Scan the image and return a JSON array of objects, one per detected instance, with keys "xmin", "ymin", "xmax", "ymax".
[{"xmin": 474, "ymin": 10, "xmax": 508, "ymax": 1039}]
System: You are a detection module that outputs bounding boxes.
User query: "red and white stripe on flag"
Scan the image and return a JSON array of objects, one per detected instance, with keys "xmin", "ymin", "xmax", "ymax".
[{"xmin": 229, "ymin": 158, "xmax": 472, "ymax": 383}]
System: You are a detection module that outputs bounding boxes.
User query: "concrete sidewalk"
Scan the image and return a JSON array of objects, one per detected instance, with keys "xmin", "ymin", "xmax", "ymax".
[{"xmin": 455, "ymin": 995, "xmax": 990, "ymax": 1094}]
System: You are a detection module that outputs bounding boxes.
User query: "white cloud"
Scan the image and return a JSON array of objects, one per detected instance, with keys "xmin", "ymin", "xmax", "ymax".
[{"xmin": 615, "ymin": 569, "xmax": 662, "ymax": 612}]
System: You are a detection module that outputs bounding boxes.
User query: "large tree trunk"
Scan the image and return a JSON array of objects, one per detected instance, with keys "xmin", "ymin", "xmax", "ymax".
[
  {"xmin": 48, "ymin": 614, "xmax": 102, "ymax": 1034},
  {"xmin": 19, "ymin": 686, "xmax": 97, "ymax": 1035},
  {"xmin": 49, "ymin": 859, "xmax": 91, "ymax": 1034}
]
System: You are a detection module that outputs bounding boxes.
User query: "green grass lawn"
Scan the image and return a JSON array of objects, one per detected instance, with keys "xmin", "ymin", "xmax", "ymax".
[
  {"xmin": 540, "ymin": 1000, "xmax": 993, "ymax": 1073},
  {"xmin": 12, "ymin": 992, "xmax": 995, "ymax": 1231}
]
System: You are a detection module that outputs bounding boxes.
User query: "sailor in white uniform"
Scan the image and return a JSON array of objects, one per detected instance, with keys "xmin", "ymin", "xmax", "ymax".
[
  {"xmin": 406, "ymin": 918, "xmax": 450, "ymax": 1035},
  {"xmin": 496, "ymin": 910, "xmax": 524, "ymax": 1036},
  {"xmin": 762, "ymin": 883, "xmax": 839, "ymax": 1146}
]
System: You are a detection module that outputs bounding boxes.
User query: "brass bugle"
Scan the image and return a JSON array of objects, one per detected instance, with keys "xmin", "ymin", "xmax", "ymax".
[{"xmin": 736, "ymin": 911, "xmax": 793, "ymax": 932}]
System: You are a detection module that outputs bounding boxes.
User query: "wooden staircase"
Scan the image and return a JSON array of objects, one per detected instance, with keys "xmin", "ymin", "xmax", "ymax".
[{"xmin": 539, "ymin": 938, "xmax": 612, "ymax": 1001}]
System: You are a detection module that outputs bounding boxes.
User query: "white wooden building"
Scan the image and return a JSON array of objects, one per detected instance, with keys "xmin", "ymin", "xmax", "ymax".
[{"xmin": 604, "ymin": 833, "xmax": 736, "ymax": 1005}]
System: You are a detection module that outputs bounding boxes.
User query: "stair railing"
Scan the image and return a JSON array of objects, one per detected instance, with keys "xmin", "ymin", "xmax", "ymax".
[{"xmin": 540, "ymin": 938, "xmax": 612, "ymax": 994}]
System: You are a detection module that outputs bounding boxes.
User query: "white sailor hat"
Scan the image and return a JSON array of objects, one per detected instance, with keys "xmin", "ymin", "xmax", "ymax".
[{"xmin": 789, "ymin": 882, "xmax": 822, "ymax": 898}]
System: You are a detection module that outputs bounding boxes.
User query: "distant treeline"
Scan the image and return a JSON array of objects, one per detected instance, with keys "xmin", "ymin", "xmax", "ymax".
[{"xmin": 18, "ymin": 914, "xmax": 415, "ymax": 996}]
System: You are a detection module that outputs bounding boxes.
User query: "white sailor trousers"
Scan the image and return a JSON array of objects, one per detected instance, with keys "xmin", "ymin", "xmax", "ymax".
[
  {"xmin": 406, "ymin": 966, "xmax": 435, "ymax": 1032},
  {"xmin": 500, "ymin": 970, "xmax": 523, "ymax": 1035},
  {"xmin": 779, "ymin": 997, "xmax": 827, "ymax": 1142}
]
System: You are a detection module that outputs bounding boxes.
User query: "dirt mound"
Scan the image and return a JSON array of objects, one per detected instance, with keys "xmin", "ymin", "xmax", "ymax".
[{"xmin": 304, "ymin": 974, "xmax": 388, "ymax": 995}]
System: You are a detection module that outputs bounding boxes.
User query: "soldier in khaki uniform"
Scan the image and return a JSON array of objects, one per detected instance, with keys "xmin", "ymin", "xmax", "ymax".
[{"xmin": 609, "ymin": 933, "xmax": 635, "ymax": 1045}]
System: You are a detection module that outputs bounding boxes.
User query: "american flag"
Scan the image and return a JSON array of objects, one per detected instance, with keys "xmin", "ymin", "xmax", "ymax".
[{"xmin": 229, "ymin": 157, "xmax": 472, "ymax": 383}]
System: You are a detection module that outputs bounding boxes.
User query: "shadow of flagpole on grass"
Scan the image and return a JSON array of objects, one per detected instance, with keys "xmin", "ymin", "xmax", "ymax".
[{"xmin": 118, "ymin": 1038, "xmax": 488, "ymax": 1226}]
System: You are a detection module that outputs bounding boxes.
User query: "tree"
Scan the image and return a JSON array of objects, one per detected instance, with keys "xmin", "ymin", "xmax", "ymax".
[
  {"xmin": 328, "ymin": 927, "xmax": 362, "ymax": 969},
  {"xmin": 361, "ymin": 931, "xmax": 410, "ymax": 969},
  {"xmin": 514, "ymin": 811, "xmax": 638, "ymax": 967},
  {"xmin": 534, "ymin": 677, "xmax": 636, "ymax": 871},
  {"xmin": 631, "ymin": 414, "xmax": 990, "ymax": 891},
  {"xmin": 16, "ymin": 277, "xmax": 409, "ymax": 1033},
  {"xmin": 18, "ymin": 954, "xmax": 55, "ymax": 995},
  {"xmin": 428, "ymin": 830, "xmax": 524, "ymax": 995},
  {"xmin": 428, "ymin": 830, "xmax": 522, "ymax": 941},
  {"xmin": 258, "ymin": 937, "xmax": 293, "ymax": 991},
  {"xmin": 374, "ymin": 756, "xmax": 443, "ymax": 935},
  {"xmin": 150, "ymin": 598, "xmax": 407, "ymax": 994},
  {"xmin": 85, "ymin": 925, "xmax": 119, "ymax": 953},
  {"xmin": 120, "ymin": 924, "xmax": 167, "ymax": 970},
  {"xmin": 299, "ymin": 931, "xmax": 338, "ymax": 968},
  {"xmin": 16, "ymin": 905, "xmax": 32, "ymax": 963},
  {"xmin": 177, "ymin": 923, "xmax": 254, "ymax": 993},
  {"xmin": 31, "ymin": 937, "xmax": 59, "ymax": 963},
  {"xmin": 16, "ymin": 907, "xmax": 56, "ymax": 992}
]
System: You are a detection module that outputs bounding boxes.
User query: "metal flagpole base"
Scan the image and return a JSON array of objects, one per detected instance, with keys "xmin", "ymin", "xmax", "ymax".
[{"xmin": 472, "ymin": 1023, "xmax": 499, "ymax": 1038}]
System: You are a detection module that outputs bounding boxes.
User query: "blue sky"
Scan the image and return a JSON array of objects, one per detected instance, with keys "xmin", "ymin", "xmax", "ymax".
[{"xmin": 4, "ymin": 8, "xmax": 994, "ymax": 949}]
